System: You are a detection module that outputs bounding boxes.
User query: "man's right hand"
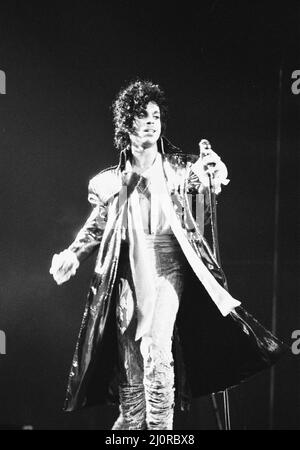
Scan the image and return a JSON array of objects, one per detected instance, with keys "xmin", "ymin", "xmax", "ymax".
[{"xmin": 49, "ymin": 249, "xmax": 80, "ymax": 285}]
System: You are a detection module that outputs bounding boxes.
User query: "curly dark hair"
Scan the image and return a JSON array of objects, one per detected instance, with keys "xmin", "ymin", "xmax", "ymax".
[{"xmin": 112, "ymin": 79, "xmax": 168, "ymax": 151}]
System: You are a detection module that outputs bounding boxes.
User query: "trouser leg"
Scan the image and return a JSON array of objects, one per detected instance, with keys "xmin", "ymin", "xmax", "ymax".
[
  {"xmin": 112, "ymin": 238, "xmax": 185, "ymax": 431},
  {"xmin": 112, "ymin": 272, "xmax": 146, "ymax": 430},
  {"xmin": 141, "ymin": 274, "xmax": 183, "ymax": 430},
  {"xmin": 112, "ymin": 384, "xmax": 146, "ymax": 430},
  {"xmin": 141, "ymin": 339, "xmax": 175, "ymax": 430}
]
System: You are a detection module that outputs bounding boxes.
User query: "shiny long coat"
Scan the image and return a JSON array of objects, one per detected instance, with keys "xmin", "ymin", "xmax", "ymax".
[{"xmin": 63, "ymin": 147, "xmax": 286, "ymax": 412}]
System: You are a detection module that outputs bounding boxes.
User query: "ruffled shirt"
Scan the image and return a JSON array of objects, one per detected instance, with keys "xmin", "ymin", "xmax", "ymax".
[{"xmin": 122, "ymin": 152, "xmax": 173, "ymax": 240}]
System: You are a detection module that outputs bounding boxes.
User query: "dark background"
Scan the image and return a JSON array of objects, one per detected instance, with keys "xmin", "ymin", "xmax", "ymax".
[{"xmin": 0, "ymin": 0, "xmax": 299, "ymax": 430}]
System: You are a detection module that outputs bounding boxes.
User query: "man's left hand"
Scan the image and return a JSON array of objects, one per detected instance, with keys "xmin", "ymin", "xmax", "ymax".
[{"xmin": 191, "ymin": 139, "xmax": 230, "ymax": 194}]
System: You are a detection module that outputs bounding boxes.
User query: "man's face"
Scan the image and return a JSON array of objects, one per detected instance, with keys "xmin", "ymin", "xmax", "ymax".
[{"xmin": 129, "ymin": 101, "xmax": 161, "ymax": 148}]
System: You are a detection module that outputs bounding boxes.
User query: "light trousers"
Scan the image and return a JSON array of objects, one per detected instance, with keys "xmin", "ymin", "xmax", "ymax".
[{"xmin": 112, "ymin": 234, "xmax": 186, "ymax": 430}]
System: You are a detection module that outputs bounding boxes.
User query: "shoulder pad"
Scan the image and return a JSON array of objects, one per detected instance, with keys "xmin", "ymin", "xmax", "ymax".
[{"xmin": 89, "ymin": 165, "xmax": 122, "ymax": 203}]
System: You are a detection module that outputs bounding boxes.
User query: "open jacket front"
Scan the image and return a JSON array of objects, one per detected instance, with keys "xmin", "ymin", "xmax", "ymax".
[{"xmin": 63, "ymin": 143, "xmax": 287, "ymax": 412}]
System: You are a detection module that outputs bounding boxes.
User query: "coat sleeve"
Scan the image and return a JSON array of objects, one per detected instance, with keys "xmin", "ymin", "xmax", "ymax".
[{"xmin": 67, "ymin": 179, "xmax": 108, "ymax": 262}]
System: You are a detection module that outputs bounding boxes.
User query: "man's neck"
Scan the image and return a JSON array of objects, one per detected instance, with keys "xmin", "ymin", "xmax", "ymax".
[{"xmin": 131, "ymin": 143, "xmax": 158, "ymax": 173}]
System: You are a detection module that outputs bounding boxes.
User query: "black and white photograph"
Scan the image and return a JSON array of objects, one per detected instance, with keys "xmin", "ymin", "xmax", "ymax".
[{"xmin": 0, "ymin": 0, "xmax": 299, "ymax": 433}]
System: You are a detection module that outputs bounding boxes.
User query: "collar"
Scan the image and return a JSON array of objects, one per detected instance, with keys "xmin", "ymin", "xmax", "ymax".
[{"xmin": 124, "ymin": 151, "xmax": 162, "ymax": 180}]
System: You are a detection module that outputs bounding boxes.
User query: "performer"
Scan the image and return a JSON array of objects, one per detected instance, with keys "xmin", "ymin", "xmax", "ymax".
[{"xmin": 50, "ymin": 80, "xmax": 286, "ymax": 430}]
